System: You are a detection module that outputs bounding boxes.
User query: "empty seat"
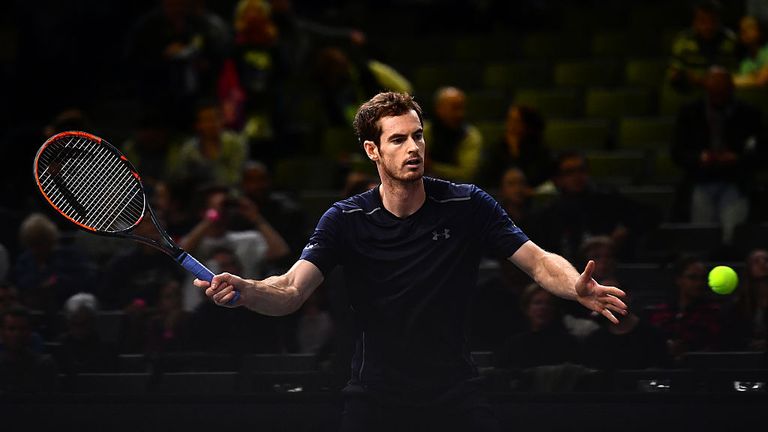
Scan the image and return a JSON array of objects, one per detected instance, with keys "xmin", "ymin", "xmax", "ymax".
[
  {"xmin": 544, "ymin": 119, "xmax": 611, "ymax": 151},
  {"xmin": 659, "ymin": 85, "xmax": 702, "ymax": 116},
  {"xmin": 585, "ymin": 88, "xmax": 653, "ymax": 119},
  {"xmin": 585, "ymin": 151, "xmax": 647, "ymax": 185},
  {"xmin": 465, "ymin": 90, "xmax": 509, "ymax": 121},
  {"xmin": 514, "ymin": 88, "xmax": 582, "ymax": 118},
  {"xmin": 521, "ymin": 32, "xmax": 589, "ymax": 59},
  {"xmin": 625, "ymin": 58, "xmax": 669, "ymax": 88},
  {"xmin": 617, "ymin": 116, "xmax": 675, "ymax": 151},
  {"xmin": 554, "ymin": 60, "xmax": 622, "ymax": 88},
  {"xmin": 483, "ymin": 62, "xmax": 551, "ymax": 92}
]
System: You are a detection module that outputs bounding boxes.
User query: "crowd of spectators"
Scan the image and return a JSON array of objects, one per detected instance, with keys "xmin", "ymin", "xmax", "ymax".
[{"xmin": 1, "ymin": 0, "xmax": 767, "ymax": 394}]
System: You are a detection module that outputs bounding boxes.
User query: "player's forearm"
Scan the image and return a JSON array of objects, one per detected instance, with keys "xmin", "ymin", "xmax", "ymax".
[
  {"xmin": 531, "ymin": 251, "xmax": 579, "ymax": 301},
  {"xmin": 240, "ymin": 274, "xmax": 304, "ymax": 316}
]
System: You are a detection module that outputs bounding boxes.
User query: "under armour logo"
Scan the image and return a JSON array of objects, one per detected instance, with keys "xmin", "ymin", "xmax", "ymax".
[{"xmin": 432, "ymin": 229, "xmax": 451, "ymax": 240}]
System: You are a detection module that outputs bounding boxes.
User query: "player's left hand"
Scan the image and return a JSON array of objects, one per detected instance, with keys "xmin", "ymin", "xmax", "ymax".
[{"xmin": 575, "ymin": 260, "xmax": 627, "ymax": 324}]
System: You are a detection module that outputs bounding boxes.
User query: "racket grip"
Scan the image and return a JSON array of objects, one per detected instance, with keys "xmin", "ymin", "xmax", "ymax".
[{"xmin": 178, "ymin": 253, "xmax": 241, "ymax": 305}]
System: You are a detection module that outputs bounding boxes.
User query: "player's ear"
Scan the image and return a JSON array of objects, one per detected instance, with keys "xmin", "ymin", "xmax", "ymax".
[{"xmin": 363, "ymin": 140, "xmax": 379, "ymax": 161}]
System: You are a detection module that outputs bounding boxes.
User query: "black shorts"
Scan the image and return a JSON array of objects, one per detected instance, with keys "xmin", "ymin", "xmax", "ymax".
[{"xmin": 339, "ymin": 383, "xmax": 501, "ymax": 432}]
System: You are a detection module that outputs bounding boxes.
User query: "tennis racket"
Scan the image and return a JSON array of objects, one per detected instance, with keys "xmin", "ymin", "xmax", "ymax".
[{"xmin": 33, "ymin": 130, "xmax": 240, "ymax": 304}]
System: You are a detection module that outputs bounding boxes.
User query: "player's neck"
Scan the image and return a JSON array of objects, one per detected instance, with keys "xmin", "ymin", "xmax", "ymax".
[{"xmin": 379, "ymin": 178, "xmax": 425, "ymax": 218}]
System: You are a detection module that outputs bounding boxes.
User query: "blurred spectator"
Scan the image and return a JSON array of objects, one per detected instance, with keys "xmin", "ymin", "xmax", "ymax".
[
  {"xmin": 146, "ymin": 280, "xmax": 192, "ymax": 353},
  {"xmin": 648, "ymin": 256, "xmax": 722, "ymax": 362},
  {"xmin": 480, "ymin": 105, "xmax": 552, "ymax": 190},
  {"xmin": 671, "ymin": 66, "xmax": 763, "ymax": 244},
  {"xmin": 527, "ymin": 152, "xmax": 656, "ymax": 261},
  {"xmin": 0, "ymin": 306, "xmax": 58, "ymax": 393},
  {"xmin": 296, "ymin": 289, "xmax": 334, "ymax": 354},
  {"xmin": 12, "ymin": 213, "xmax": 95, "ymax": 314},
  {"xmin": 173, "ymin": 100, "xmax": 249, "ymax": 188},
  {"xmin": 100, "ymin": 220, "xmax": 185, "ymax": 310},
  {"xmin": 150, "ymin": 179, "xmax": 197, "ymax": 239},
  {"xmin": 577, "ymin": 236, "xmax": 618, "ymax": 286},
  {"xmin": 0, "ymin": 283, "xmax": 21, "ymax": 313},
  {"xmin": 179, "ymin": 185, "xmax": 289, "ymax": 310},
  {"xmin": 495, "ymin": 283, "xmax": 580, "ymax": 369},
  {"xmin": 240, "ymin": 160, "xmax": 307, "ymax": 267},
  {"xmin": 668, "ymin": 0, "xmax": 738, "ymax": 92},
  {"xmin": 312, "ymin": 46, "xmax": 412, "ymax": 129},
  {"xmin": 582, "ymin": 292, "xmax": 669, "ymax": 371},
  {"xmin": 56, "ymin": 293, "xmax": 118, "ymax": 374},
  {"xmin": 722, "ymin": 248, "xmax": 768, "ymax": 351},
  {"xmin": 734, "ymin": 15, "xmax": 768, "ymax": 87},
  {"xmin": 188, "ymin": 246, "xmax": 289, "ymax": 353},
  {"xmin": 121, "ymin": 109, "xmax": 181, "ymax": 187},
  {"xmin": 126, "ymin": 0, "xmax": 230, "ymax": 126},
  {"xmin": 424, "ymin": 87, "xmax": 483, "ymax": 183}
]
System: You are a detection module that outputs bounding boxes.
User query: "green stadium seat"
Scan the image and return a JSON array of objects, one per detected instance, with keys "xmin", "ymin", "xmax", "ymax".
[
  {"xmin": 625, "ymin": 58, "xmax": 669, "ymax": 88},
  {"xmin": 617, "ymin": 116, "xmax": 675, "ymax": 151},
  {"xmin": 514, "ymin": 88, "xmax": 582, "ymax": 118},
  {"xmin": 465, "ymin": 90, "xmax": 509, "ymax": 121},
  {"xmin": 475, "ymin": 121, "xmax": 505, "ymax": 144},
  {"xmin": 585, "ymin": 150, "xmax": 648, "ymax": 185},
  {"xmin": 521, "ymin": 32, "xmax": 589, "ymax": 59},
  {"xmin": 483, "ymin": 62, "xmax": 551, "ymax": 92},
  {"xmin": 585, "ymin": 88, "xmax": 654, "ymax": 119},
  {"xmin": 454, "ymin": 36, "xmax": 515, "ymax": 62},
  {"xmin": 659, "ymin": 85, "xmax": 702, "ymax": 116},
  {"xmin": 553, "ymin": 60, "xmax": 622, "ymax": 88},
  {"xmin": 412, "ymin": 64, "xmax": 482, "ymax": 98},
  {"xmin": 544, "ymin": 119, "xmax": 611, "ymax": 151}
]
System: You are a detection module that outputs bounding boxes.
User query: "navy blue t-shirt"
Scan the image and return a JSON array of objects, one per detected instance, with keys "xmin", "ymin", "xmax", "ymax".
[{"xmin": 300, "ymin": 177, "xmax": 529, "ymax": 395}]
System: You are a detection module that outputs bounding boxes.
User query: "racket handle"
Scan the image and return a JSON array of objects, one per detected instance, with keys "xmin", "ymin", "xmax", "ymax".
[{"xmin": 178, "ymin": 253, "xmax": 240, "ymax": 305}]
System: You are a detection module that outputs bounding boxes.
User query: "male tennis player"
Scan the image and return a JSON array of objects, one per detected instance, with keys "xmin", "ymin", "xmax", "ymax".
[{"xmin": 195, "ymin": 92, "xmax": 627, "ymax": 431}]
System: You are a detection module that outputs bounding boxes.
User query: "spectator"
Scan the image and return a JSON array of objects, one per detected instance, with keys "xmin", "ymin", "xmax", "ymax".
[
  {"xmin": 582, "ymin": 290, "xmax": 669, "ymax": 371},
  {"xmin": 12, "ymin": 213, "xmax": 95, "ymax": 314},
  {"xmin": 647, "ymin": 256, "xmax": 722, "ymax": 362},
  {"xmin": 296, "ymin": 289, "xmax": 334, "ymax": 354},
  {"xmin": 527, "ymin": 152, "xmax": 656, "ymax": 261},
  {"xmin": 480, "ymin": 105, "xmax": 552, "ymax": 190},
  {"xmin": 126, "ymin": 0, "xmax": 229, "ymax": 126},
  {"xmin": 0, "ymin": 283, "xmax": 21, "ymax": 313},
  {"xmin": 671, "ymin": 66, "xmax": 763, "ymax": 244},
  {"xmin": 100, "ymin": 220, "xmax": 185, "ymax": 310},
  {"xmin": 173, "ymin": 100, "xmax": 249, "ymax": 188},
  {"xmin": 179, "ymin": 185, "xmax": 289, "ymax": 310},
  {"xmin": 495, "ymin": 283, "xmax": 580, "ymax": 369},
  {"xmin": 734, "ymin": 15, "xmax": 768, "ymax": 87},
  {"xmin": 240, "ymin": 160, "xmax": 307, "ymax": 267},
  {"xmin": 121, "ymin": 109, "xmax": 181, "ymax": 187},
  {"xmin": 424, "ymin": 87, "xmax": 483, "ymax": 183},
  {"xmin": 146, "ymin": 280, "xmax": 192, "ymax": 353},
  {"xmin": 0, "ymin": 306, "xmax": 58, "ymax": 393},
  {"xmin": 56, "ymin": 293, "xmax": 118, "ymax": 374},
  {"xmin": 668, "ymin": 0, "xmax": 739, "ymax": 92},
  {"xmin": 577, "ymin": 236, "xmax": 619, "ymax": 287},
  {"xmin": 722, "ymin": 248, "xmax": 768, "ymax": 351}
]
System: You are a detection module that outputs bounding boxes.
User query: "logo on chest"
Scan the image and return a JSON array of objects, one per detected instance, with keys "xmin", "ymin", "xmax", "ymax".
[{"xmin": 432, "ymin": 228, "xmax": 451, "ymax": 241}]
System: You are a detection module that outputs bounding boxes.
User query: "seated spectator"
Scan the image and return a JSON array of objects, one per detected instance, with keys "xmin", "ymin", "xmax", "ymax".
[
  {"xmin": 240, "ymin": 160, "xmax": 307, "ymax": 267},
  {"xmin": 582, "ymin": 292, "xmax": 670, "ymax": 371},
  {"xmin": 480, "ymin": 105, "xmax": 552, "ymax": 190},
  {"xmin": 146, "ymin": 280, "xmax": 192, "ymax": 354},
  {"xmin": 0, "ymin": 282, "xmax": 21, "ymax": 313},
  {"xmin": 722, "ymin": 248, "xmax": 768, "ymax": 351},
  {"xmin": 424, "ymin": 87, "xmax": 483, "ymax": 183},
  {"xmin": 527, "ymin": 152, "xmax": 656, "ymax": 261},
  {"xmin": 0, "ymin": 306, "xmax": 58, "ymax": 393},
  {"xmin": 734, "ymin": 15, "xmax": 768, "ymax": 87},
  {"xmin": 668, "ymin": 0, "xmax": 738, "ymax": 92},
  {"xmin": 179, "ymin": 185, "xmax": 289, "ymax": 310},
  {"xmin": 495, "ymin": 283, "xmax": 580, "ymax": 369},
  {"xmin": 173, "ymin": 100, "xmax": 249, "ymax": 188},
  {"xmin": 577, "ymin": 236, "xmax": 619, "ymax": 286},
  {"xmin": 647, "ymin": 256, "xmax": 722, "ymax": 362},
  {"xmin": 671, "ymin": 66, "xmax": 762, "ymax": 245},
  {"xmin": 12, "ymin": 213, "xmax": 95, "ymax": 314},
  {"xmin": 56, "ymin": 293, "xmax": 118, "ymax": 374}
]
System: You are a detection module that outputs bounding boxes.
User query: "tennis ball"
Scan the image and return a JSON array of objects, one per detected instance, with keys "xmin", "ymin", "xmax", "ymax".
[{"xmin": 708, "ymin": 266, "xmax": 738, "ymax": 295}]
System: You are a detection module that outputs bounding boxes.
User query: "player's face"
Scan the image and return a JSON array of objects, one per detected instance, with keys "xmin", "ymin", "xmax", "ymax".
[{"xmin": 368, "ymin": 110, "xmax": 425, "ymax": 183}]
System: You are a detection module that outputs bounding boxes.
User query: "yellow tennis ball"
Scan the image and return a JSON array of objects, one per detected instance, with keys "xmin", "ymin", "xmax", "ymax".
[{"xmin": 709, "ymin": 266, "xmax": 738, "ymax": 295}]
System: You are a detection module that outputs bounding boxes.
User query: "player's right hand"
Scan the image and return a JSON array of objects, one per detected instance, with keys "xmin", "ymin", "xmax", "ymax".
[{"xmin": 194, "ymin": 272, "xmax": 243, "ymax": 308}]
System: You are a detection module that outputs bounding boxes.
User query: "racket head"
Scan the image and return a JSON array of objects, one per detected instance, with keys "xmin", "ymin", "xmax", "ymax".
[{"xmin": 33, "ymin": 131, "xmax": 147, "ymax": 234}]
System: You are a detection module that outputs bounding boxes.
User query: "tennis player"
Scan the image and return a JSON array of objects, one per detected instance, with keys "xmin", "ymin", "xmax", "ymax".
[{"xmin": 195, "ymin": 92, "xmax": 627, "ymax": 431}]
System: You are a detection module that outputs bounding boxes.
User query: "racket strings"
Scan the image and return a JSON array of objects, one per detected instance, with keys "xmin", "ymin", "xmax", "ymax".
[{"xmin": 37, "ymin": 136, "xmax": 145, "ymax": 232}]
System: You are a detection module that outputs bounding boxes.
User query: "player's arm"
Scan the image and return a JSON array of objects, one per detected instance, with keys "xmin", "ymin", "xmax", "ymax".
[
  {"xmin": 508, "ymin": 241, "xmax": 627, "ymax": 323},
  {"xmin": 193, "ymin": 259, "xmax": 324, "ymax": 316}
]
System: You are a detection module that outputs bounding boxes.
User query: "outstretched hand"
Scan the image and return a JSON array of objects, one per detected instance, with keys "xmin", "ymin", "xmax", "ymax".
[
  {"xmin": 575, "ymin": 260, "xmax": 627, "ymax": 324},
  {"xmin": 193, "ymin": 273, "xmax": 245, "ymax": 308}
]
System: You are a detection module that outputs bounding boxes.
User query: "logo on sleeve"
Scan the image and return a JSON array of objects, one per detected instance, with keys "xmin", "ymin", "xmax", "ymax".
[{"xmin": 432, "ymin": 229, "xmax": 451, "ymax": 241}]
